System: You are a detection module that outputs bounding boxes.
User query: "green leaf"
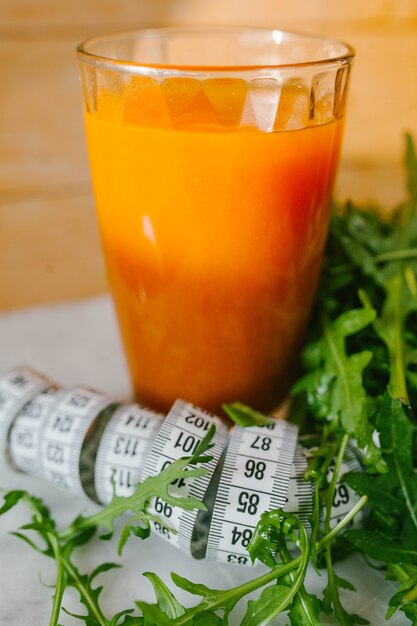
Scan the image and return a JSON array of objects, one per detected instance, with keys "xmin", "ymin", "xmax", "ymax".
[
  {"xmin": 89, "ymin": 562, "xmax": 122, "ymax": 583},
  {"xmin": 222, "ymin": 402, "xmax": 274, "ymax": 427},
  {"xmin": 192, "ymin": 612, "xmax": 223, "ymax": 625},
  {"xmin": 373, "ymin": 270, "xmax": 417, "ymax": 404},
  {"xmin": 401, "ymin": 602, "xmax": 417, "ymax": 624},
  {"xmin": 114, "ymin": 615, "xmax": 140, "ymax": 625},
  {"xmin": 135, "ymin": 601, "xmax": 173, "ymax": 625},
  {"xmin": 171, "ymin": 573, "xmax": 216, "ymax": 598},
  {"xmin": 322, "ymin": 573, "xmax": 369, "ymax": 625},
  {"xmin": 59, "ymin": 426, "xmax": 216, "ymax": 547},
  {"xmin": 287, "ymin": 588, "xmax": 322, "ymax": 626},
  {"xmin": 293, "ymin": 304, "xmax": 381, "ymax": 467},
  {"xmin": 343, "ymin": 471, "xmax": 405, "ymax": 515},
  {"xmin": 377, "ymin": 393, "xmax": 417, "ymax": 540},
  {"xmin": 0, "ymin": 489, "xmax": 27, "ymax": 514},
  {"xmin": 108, "ymin": 609, "xmax": 137, "ymax": 626},
  {"xmin": 143, "ymin": 572, "xmax": 185, "ymax": 618},
  {"xmin": 241, "ymin": 585, "xmax": 290, "ymax": 626},
  {"xmin": 346, "ymin": 530, "xmax": 417, "ymax": 564}
]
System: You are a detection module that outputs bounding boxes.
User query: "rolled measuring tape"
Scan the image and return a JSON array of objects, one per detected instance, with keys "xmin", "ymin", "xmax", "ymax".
[
  {"xmin": 36, "ymin": 387, "xmax": 119, "ymax": 496},
  {"xmin": 0, "ymin": 367, "xmax": 53, "ymax": 456},
  {"xmin": 8, "ymin": 384, "xmax": 62, "ymax": 476},
  {"xmin": 94, "ymin": 402, "xmax": 163, "ymax": 505},
  {"xmin": 141, "ymin": 399, "xmax": 229, "ymax": 554},
  {"xmin": 205, "ymin": 420, "xmax": 299, "ymax": 564},
  {"xmin": 2, "ymin": 367, "xmax": 363, "ymax": 565}
]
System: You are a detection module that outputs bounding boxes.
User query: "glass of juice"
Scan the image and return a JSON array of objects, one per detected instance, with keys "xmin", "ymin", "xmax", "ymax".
[{"xmin": 77, "ymin": 28, "xmax": 354, "ymax": 414}]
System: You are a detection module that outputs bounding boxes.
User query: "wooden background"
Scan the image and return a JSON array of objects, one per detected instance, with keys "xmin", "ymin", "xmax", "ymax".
[{"xmin": 1, "ymin": 0, "xmax": 416, "ymax": 311}]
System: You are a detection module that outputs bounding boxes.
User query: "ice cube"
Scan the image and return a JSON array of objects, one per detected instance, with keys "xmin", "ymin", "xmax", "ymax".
[
  {"xmin": 202, "ymin": 78, "xmax": 248, "ymax": 127},
  {"xmin": 274, "ymin": 78, "xmax": 310, "ymax": 131},
  {"xmin": 241, "ymin": 78, "xmax": 281, "ymax": 132},
  {"xmin": 311, "ymin": 71, "xmax": 336, "ymax": 125}
]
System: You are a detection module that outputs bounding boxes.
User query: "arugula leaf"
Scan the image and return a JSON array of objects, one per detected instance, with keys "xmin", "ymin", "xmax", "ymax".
[
  {"xmin": 2, "ymin": 134, "xmax": 417, "ymax": 626},
  {"xmin": 373, "ymin": 270, "xmax": 417, "ymax": 405},
  {"xmin": 0, "ymin": 428, "xmax": 216, "ymax": 625},
  {"xmin": 322, "ymin": 571, "xmax": 368, "ymax": 626},
  {"xmin": 377, "ymin": 393, "xmax": 417, "ymax": 540},
  {"xmin": 222, "ymin": 402, "xmax": 274, "ymax": 427},
  {"xmin": 59, "ymin": 426, "xmax": 215, "ymax": 549},
  {"xmin": 292, "ymin": 304, "xmax": 384, "ymax": 470},
  {"xmin": 143, "ymin": 572, "xmax": 185, "ymax": 619},
  {"xmin": 240, "ymin": 585, "xmax": 291, "ymax": 626},
  {"xmin": 287, "ymin": 589, "xmax": 322, "ymax": 626}
]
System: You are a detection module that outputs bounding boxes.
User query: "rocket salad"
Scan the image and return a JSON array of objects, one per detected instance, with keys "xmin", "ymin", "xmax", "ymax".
[{"xmin": 1, "ymin": 135, "xmax": 417, "ymax": 625}]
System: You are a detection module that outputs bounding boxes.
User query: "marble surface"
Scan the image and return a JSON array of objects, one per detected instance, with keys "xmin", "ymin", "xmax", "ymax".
[{"xmin": 0, "ymin": 296, "xmax": 407, "ymax": 624}]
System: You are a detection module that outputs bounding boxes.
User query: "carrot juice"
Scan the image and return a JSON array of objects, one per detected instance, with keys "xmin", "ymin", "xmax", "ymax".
[{"xmin": 79, "ymin": 29, "xmax": 353, "ymax": 413}]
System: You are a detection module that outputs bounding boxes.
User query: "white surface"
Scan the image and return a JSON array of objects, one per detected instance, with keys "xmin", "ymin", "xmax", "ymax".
[{"xmin": 0, "ymin": 296, "xmax": 406, "ymax": 625}]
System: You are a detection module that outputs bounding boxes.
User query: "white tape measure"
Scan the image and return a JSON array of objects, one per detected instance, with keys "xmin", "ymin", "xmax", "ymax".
[
  {"xmin": 37, "ymin": 387, "xmax": 118, "ymax": 496},
  {"xmin": 2, "ymin": 367, "xmax": 363, "ymax": 565},
  {"xmin": 141, "ymin": 399, "xmax": 229, "ymax": 554},
  {"xmin": 0, "ymin": 367, "xmax": 53, "ymax": 456},
  {"xmin": 205, "ymin": 420, "xmax": 298, "ymax": 565},
  {"xmin": 94, "ymin": 402, "xmax": 163, "ymax": 504},
  {"xmin": 9, "ymin": 384, "xmax": 62, "ymax": 476}
]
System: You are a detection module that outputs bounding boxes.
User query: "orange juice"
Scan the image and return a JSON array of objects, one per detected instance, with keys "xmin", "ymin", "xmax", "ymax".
[{"xmin": 85, "ymin": 80, "xmax": 343, "ymax": 413}]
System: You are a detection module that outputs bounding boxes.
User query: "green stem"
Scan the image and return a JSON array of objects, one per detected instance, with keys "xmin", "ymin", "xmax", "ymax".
[
  {"xmin": 390, "ymin": 563, "xmax": 412, "ymax": 583},
  {"xmin": 325, "ymin": 547, "xmax": 346, "ymax": 618},
  {"xmin": 386, "ymin": 272, "xmax": 410, "ymax": 404},
  {"xmin": 63, "ymin": 559, "xmax": 109, "ymax": 626},
  {"xmin": 324, "ymin": 434, "xmax": 349, "ymax": 534},
  {"xmin": 404, "ymin": 583, "xmax": 417, "ymax": 603},
  {"xmin": 277, "ymin": 538, "xmax": 316, "ymax": 623},
  {"xmin": 322, "ymin": 434, "xmax": 351, "ymax": 622},
  {"xmin": 376, "ymin": 248, "xmax": 417, "ymax": 263},
  {"xmin": 48, "ymin": 533, "xmax": 66, "ymax": 626},
  {"xmin": 172, "ymin": 558, "xmax": 302, "ymax": 625},
  {"xmin": 59, "ymin": 484, "xmax": 157, "ymax": 542},
  {"xmin": 319, "ymin": 496, "xmax": 368, "ymax": 549},
  {"xmin": 172, "ymin": 502, "xmax": 365, "ymax": 625},
  {"xmin": 393, "ymin": 455, "xmax": 417, "ymax": 532},
  {"xmin": 330, "ymin": 248, "xmax": 417, "ymax": 275}
]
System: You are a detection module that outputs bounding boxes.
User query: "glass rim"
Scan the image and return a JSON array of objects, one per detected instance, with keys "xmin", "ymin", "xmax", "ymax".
[{"xmin": 77, "ymin": 26, "xmax": 355, "ymax": 75}]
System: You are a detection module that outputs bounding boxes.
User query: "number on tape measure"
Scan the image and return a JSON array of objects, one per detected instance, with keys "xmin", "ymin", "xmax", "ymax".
[
  {"xmin": 94, "ymin": 403, "xmax": 163, "ymax": 504},
  {"xmin": 3, "ymin": 368, "xmax": 360, "ymax": 566},
  {"xmin": 206, "ymin": 420, "xmax": 299, "ymax": 564},
  {"xmin": 0, "ymin": 367, "xmax": 53, "ymax": 454},
  {"xmin": 141, "ymin": 399, "xmax": 229, "ymax": 553},
  {"xmin": 284, "ymin": 444, "xmax": 314, "ymax": 529},
  {"xmin": 38, "ymin": 387, "xmax": 117, "ymax": 496}
]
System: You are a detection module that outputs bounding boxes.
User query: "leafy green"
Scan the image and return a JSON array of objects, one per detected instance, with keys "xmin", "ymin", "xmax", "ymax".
[
  {"xmin": 0, "ymin": 428, "xmax": 216, "ymax": 625},
  {"xmin": 293, "ymin": 133, "xmax": 417, "ymax": 624},
  {"xmin": 59, "ymin": 425, "xmax": 215, "ymax": 554},
  {"xmin": 134, "ymin": 505, "xmax": 365, "ymax": 626},
  {"xmin": 222, "ymin": 402, "xmax": 275, "ymax": 427},
  {"xmin": 2, "ymin": 134, "xmax": 417, "ymax": 625}
]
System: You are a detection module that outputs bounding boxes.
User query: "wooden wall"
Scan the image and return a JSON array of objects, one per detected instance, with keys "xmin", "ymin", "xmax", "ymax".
[{"xmin": 1, "ymin": 1, "xmax": 416, "ymax": 310}]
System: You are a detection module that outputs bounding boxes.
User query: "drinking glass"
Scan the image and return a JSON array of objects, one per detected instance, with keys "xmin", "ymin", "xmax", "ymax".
[{"xmin": 77, "ymin": 27, "xmax": 354, "ymax": 413}]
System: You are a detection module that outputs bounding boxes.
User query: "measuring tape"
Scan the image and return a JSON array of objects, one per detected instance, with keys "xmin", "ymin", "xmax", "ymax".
[
  {"xmin": 0, "ymin": 367, "xmax": 53, "ymax": 457},
  {"xmin": 9, "ymin": 384, "xmax": 62, "ymax": 476},
  {"xmin": 94, "ymin": 402, "xmax": 163, "ymax": 504},
  {"xmin": 3, "ymin": 367, "xmax": 364, "ymax": 565},
  {"xmin": 205, "ymin": 420, "xmax": 298, "ymax": 564},
  {"xmin": 37, "ymin": 387, "xmax": 118, "ymax": 496},
  {"xmin": 141, "ymin": 399, "xmax": 229, "ymax": 554}
]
